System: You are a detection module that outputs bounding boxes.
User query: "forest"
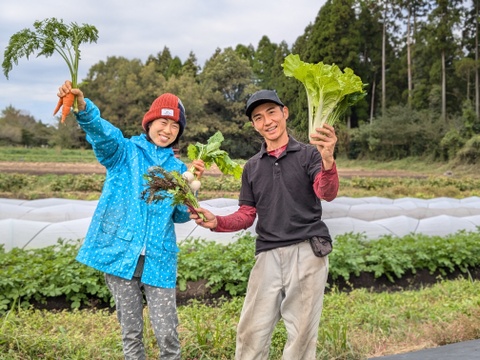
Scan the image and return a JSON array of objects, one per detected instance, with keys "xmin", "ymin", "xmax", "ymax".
[{"xmin": 1, "ymin": 0, "xmax": 480, "ymax": 164}]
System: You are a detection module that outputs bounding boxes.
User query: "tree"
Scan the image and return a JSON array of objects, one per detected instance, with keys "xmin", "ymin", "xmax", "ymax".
[
  {"xmin": 180, "ymin": 51, "xmax": 201, "ymax": 77},
  {"xmin": 455, "ymin": 57, "xmax": 477, "ymax": 102},
  {"xmin": 463, "ymin": 0, "xmax": 480, "ymax": 119},
  {"xmin": 424, "ymin": 0, "xmax": 464, "ymax": 122},
  {"xmin": 290, "ymin": 0, "xmax": 368, "ymax": 130},
  {"xmin": 199, "ymin": 47, "xmax": 259, "ymax": 158},
  {"xmin": 146, "ymin": 46, "xmax": 182, "ymax": 79},
  {"xmin": 357, "ymin": 0, "xmax": 384, "ymax": 121},
  {"xmin": 234, "ymin": 44, "xmax": 256, "ymax": 66},
  {"xmin": 0, "ymin": 106, "xmax": 54, "ymax": 147},
  {"xmin": 50, "ymin": 118, "xmax": 86, "ymax": 148},
  {"xmin": 303, "ymin": 0, "xmax": 361, "ymax": 68},
  {"xmin": 81, "ymin": 56, "xmax": 165, "ymax": 137},
  {"xmin": 252, "ymin": 36, "xmax": 278, "ymax": 88},
  {"xmin": 160, "ymin": 73, "xmax": 210, "ymax": 153},
  {"xmin": 396, "ymin": 0, "xmax": 431, "ymax": 108}
]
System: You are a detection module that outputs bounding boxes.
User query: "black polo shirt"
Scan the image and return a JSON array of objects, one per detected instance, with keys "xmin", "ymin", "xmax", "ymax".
[{"xmin": 239, "ymin": 135, "xmax": 332, "ymax": 254}]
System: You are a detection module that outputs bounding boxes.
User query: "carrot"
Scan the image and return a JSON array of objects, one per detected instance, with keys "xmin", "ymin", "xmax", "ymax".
[{"xmin": 53, "ymin": 92, "xmax": 75, "ymax": 123}]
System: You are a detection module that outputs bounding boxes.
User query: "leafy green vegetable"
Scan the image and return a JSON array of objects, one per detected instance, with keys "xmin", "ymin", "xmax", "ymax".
[
  {"xmin": 141, "ymin": 166, "xmax": 206, "ymax": 221},
  {"xmin": 2, "ymin": 17, "xmax": 99, "ymax": 112},
  {"xmin": 282, "ymin": 53, "xmax": 366, "ymax": 135},
  {"xmin": 187, "ymin": 131, "xmax": 243, "ymax": 179}
]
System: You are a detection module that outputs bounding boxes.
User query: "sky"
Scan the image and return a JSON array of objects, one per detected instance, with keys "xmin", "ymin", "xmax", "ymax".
[{"xmin": 0, "ymin": 0, "xmax": 326, "ymax": 126}]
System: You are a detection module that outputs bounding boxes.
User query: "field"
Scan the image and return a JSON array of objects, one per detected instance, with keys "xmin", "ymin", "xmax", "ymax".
[
  {"xmin": 0, "ymin": 160, "xmax": 426, "ymax": 178},
  {"xmin": 2, "ymin": 147, "xmax": 480, "ymax": 359}
]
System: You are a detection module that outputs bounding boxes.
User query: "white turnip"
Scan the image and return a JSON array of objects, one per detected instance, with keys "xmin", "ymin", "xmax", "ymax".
[
  {"xmin": 189, "ymin": 180, "xmax": 201, "ymax": 192},
  {"xmin": 182, "ymin": 171, "xmax": 195, "ymax": 183}
]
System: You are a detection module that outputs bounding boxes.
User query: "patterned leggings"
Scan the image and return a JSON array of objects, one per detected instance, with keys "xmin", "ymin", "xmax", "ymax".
[{"xmin": 105, "ymin": 259, "xmax": 180, "ymax": 360}]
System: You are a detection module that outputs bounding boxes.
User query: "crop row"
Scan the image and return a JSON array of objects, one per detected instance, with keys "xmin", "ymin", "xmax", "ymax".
[{"xmin": 1, "ymin": 230, "xmax": 480, "ymax": 313}]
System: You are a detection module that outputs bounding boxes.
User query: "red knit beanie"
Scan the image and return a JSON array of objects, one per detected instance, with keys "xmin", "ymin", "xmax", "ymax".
[{"xmin": 142, "ymin": 93, "xmax": 186, "ymax": 138}]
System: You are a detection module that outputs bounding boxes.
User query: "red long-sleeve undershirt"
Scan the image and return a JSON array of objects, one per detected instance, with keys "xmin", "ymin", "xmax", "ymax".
[{"xmin": 214, "ymin": 162, "xmax": 339, "ymax": 232}]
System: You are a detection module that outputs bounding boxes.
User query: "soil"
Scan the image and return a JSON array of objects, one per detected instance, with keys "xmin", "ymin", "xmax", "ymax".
[
  {"xmin": 31, "ymin": 267, "xmax": 480, "ymax": 312},
  {"xmin": 0, "ymin": 160, "xmax": 425, "ymax": 178}
]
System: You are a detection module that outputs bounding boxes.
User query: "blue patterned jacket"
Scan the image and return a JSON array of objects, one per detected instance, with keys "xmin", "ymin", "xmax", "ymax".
[{"xmin": 75, "ymin": 99, "xmax": 189, "ymax": 288}]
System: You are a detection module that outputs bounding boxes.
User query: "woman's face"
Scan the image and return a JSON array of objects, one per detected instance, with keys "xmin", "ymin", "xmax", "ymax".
[{"xmin": 147, "ymin": 118, "xmax": 180, "ymax": 147}]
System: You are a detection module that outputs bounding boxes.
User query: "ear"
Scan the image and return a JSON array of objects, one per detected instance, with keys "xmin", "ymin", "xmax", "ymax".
[{"xmin": 283, "ymin": 106, "xmax": 289, "ymax": 120}]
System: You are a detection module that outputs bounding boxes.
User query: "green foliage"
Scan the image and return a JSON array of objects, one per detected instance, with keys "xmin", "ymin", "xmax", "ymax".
[
  {"xmin": 348, "ymin": 106, "xmax": 445, "ymax": 160},
  {"xmin": 0, "ymin": 173, "xmax": 33, "ymax": 192},
  {"xmin": 187, "ymin": 131, "xmax": 243, "ymax": 179},
  {"xmin": 48, "ymin": 173, "xmax": 104, "ymax": 192},
  {"xmin": 440, "ymin": 128, "xmax": 466, "ymax": 161},
  {"xmin": 177, "ymin": 235, "xmax": 255, "ymax": 295},
  {"xmin": 2, "ymin": 18, "xmax": 99, "ymax": 114},
  {"xmin": 0, "ymin": 108, "xmax": 55, "ymax": 147},
  {"xmin": 456, "ymin": 135, "xmax": 480, "ymax": 165},
  {"xmin": 198, "ymin": 175, "xmax": 241, "ymax": 193},
  {"xmin": 0, "ymin": 172, "xmax": 105, "ymax": 199},
  {"xmin": 329, "ymin": 230, "xmax": 480, "ymax": 283},
  {"xmin": 3, "ymin": 167, "xmax": 480, "ymax": 200},
  {"xmin": 0, "ymin": 240, "xmax": 111, "ymax": 312},
  {"xmin": 180, "ymin": 299, "xmax": 240, "ymax": 357},
  {"xmin": 3, "ymin": 230, "xmax": 480, "ymax": 315},
  {"xmin": 338, "ymin": 175, "xmax": 480, "ymax": 199},
  {"xmin": 282, "ymin": 53, "xmax": 366, "ymax": 134}
]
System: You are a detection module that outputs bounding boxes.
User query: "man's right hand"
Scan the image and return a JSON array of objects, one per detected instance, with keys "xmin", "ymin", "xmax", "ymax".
[{"xmin": 190, "ymin": 207, "xmax": 218, "ymax": 229}]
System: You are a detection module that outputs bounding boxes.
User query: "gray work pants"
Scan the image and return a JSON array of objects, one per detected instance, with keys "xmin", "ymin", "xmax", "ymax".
[
  {"xmin": 105, "ymin": 264, "xmax": 180, "ymax": 360},
  {"xmin": 235, "ymin": 240, "xmax": 329, "ymax": 360}
]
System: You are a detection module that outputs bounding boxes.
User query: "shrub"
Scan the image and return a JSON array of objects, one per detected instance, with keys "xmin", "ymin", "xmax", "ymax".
[{"xmin": 456, "ymin": 135, "xmax": 480, "ymax": 164}]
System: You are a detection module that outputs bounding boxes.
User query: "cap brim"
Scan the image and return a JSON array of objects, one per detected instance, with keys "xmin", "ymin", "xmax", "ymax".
[{"xmin": 246, "ymin": 99, "xmax": 284, "ymax": 118}]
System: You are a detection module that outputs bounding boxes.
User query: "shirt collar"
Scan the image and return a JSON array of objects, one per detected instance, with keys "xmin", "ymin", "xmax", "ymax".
[{"xmin": 259, "ymin": 135, "xmax": 301, "ymax": 158}]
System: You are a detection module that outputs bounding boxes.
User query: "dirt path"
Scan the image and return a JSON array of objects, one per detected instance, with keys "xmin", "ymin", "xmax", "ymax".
[{"xmin": 0, "ymin": 161, "xmax": 424, "ymax": 178}]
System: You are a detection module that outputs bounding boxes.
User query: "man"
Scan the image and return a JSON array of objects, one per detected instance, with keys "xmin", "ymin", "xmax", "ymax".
[{"xmin": 191, "ymin": 89, "xmax": 339, "ymax": 359}]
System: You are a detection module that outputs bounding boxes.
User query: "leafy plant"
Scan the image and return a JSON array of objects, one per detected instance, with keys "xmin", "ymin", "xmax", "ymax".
[
  {"xmin": 2, "ymin": 17, "xmax": 99, "ymax": 117},
  {"xmin": 3, "ymin": 229, "xmax": 480, "ymax": 315},
  {"xmin": 187, "ymin": 131, "xmax": 243, "ymax": 180},
  {"xmin": 282, "ymin": 53, "xmax": 366, "ymax": 135},
  {"xmin": 141, "ymin": 165, "xmax": 206, "ymax": 220}
]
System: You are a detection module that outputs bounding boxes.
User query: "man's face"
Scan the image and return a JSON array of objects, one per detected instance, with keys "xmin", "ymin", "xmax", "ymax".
[{"xmin": 251, "ymin": 102, "xmax": 289, "ymax": 142}]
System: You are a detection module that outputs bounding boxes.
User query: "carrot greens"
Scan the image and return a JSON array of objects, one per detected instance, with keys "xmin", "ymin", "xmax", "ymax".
[
  {"xmin": 141, "ymin": 166, "xmax": 206, "ymax": 221},
  {"xmin": 2, "ymin": 18, "xmax": 99, "ymax": 120}
]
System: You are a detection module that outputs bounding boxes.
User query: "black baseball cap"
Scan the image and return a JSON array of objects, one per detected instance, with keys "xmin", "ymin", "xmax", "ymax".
[{"xmin": 245, "ymin": 90, "xmax": 285, "ymax": 118}]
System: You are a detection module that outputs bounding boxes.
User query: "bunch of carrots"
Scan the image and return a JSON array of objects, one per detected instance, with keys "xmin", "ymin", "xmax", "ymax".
[
  {"xmin": 2, "ymin": 18, "xmax": 99, "ymax": 123},
  {"xmin": 53, "ymin": 92, "xmax": 75, "ymax": 123}
]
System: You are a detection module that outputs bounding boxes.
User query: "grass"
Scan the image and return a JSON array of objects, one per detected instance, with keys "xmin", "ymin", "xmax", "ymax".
[
  {"xmin": 0, "ymin": 146, "xmax": 98, "ymax": 163},
  {"xmin": 338, "ymin": 156, "xmax": 480, "ymax": 178},
  {"xmin": 1, "ymin": 279, "xmax": 479, "ymax": 359}
]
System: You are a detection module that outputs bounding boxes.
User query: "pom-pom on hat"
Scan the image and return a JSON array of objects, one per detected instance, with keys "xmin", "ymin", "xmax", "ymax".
[{"xmin": 142, "ymin": 93, "xmax": 186, "ymax": 138}]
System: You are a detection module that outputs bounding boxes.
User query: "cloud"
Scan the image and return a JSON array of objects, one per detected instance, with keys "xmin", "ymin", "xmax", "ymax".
[{"xmin": 0, "ymin": 0, "xmax": 325, "ymax": 125}]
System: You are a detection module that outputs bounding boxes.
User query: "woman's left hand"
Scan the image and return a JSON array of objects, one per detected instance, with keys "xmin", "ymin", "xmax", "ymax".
[{"xmin": 191, "ymin": 159, "xmax": 205, "ymax": 179}]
